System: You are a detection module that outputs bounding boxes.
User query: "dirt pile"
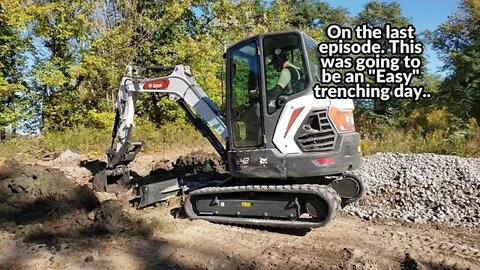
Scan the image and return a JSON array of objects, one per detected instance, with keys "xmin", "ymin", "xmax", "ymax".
[
  {"xmin": 173, "ymin": 151, "xmax": 225, "ymax": 174},
  {"xmin": 135, "ymin": 150, "xmax": 226, "ymax": 188},
  {"xmin": 0, "ymin": 157, "xmax": 22, "ymax": 180},
  {"xmin": 149, "ymin": 150, "xmax": 225, "ymax": 175},
  {"xmin": 0, "ymin": 162, "xmax": 77, "ymax": 204},
  {"xmin": 35, "ymin": 149, "xmax": 94, "ymax": 185},
  {"xmin": 348, "ymin": 153, "xmax": 480, "ymax": 226},
  {"xmin": 0, "ymin": 158, "xmax": 150, "ymax": 245}
]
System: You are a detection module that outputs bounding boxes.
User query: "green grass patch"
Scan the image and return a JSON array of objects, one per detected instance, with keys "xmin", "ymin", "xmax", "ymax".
[
  {"xmin": 1, "ymin": 114, "xmax": 479, "ymax": 159},
  {"xmin": 359, "ymin": 116, "xmax": 480, "ymax": 157},
  {"xmin": 0, "ymin": 121, "xmax": 208, "ymax": 159}
]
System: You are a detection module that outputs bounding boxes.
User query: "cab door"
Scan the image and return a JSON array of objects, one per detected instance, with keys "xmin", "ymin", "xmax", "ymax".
[
  {"xmin": 226, "ymin": 40, "xmax": 264, "ymax": 150},
  {"xmin": 226, "ymin": 38, "xmax": 289, "ymax": 179}
]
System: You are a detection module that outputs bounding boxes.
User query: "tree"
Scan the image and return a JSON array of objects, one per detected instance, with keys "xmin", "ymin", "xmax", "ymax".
[
  {"xmin": 28, "ymin": 0, "xmax": 98, "ymax": 130},
  {"xmin": 354, "ymin": 1, "xmax": 414, "ymax": 116},
  {"xmin": 428, "ymin": 0, "xmax": 480, "ymax": 120},
  {"xmin": 0, "ymin": 0, "xmax": 30, "ymax": 138},
  {"xmin": 288, "ymin": 0, "xmax": 350, "ymax": 30}
]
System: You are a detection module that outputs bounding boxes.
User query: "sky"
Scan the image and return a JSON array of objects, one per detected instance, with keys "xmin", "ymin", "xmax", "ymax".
[{"xmin": 324, "ymin": 0, "xmax": 460, "ymax": 74}]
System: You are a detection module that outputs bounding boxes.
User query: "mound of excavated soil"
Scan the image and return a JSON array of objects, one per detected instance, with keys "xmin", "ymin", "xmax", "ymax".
[
  {"xmin": 134, "ymin": 150, "xmax": 226, "ymax": 188},
  {"xmin": 149, "ymin": 150, "xmax": 225, "ymax": 175},
  {"xmin": 0, "ymin": 158, "xmax": 151, "ymax": 244},
  {"xmin": 173, "ymin": 151, "xmax": 225, "ymax": 174},
  {"xmin": 1, "ymin": 163, "xmax": 76, "ymax": 202},
  {"xmin": 0, "ymin": 157, "xmax": 22, "ymax": 180}
]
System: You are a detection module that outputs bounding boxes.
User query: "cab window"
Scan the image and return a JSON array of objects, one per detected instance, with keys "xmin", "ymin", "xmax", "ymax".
[
  {"xmin": 304, "ymin": 34, "xmax": 321, "ymax": 82},
  {"xmin": 263, "ymin": 33, "xmax": 308, "ymax": 114},
  {"xmin": 229, "ymin": 41, "xmax": 263, "ymax": 148}
]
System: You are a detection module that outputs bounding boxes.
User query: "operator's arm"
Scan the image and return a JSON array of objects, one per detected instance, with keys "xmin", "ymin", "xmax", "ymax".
[
  {"xmin": 275, "ymin": 68, "xmax": 291, "ymax": 89},
  {"xmin": 267, "ymin": 68, "xmax": 291, "ymax": 99}
]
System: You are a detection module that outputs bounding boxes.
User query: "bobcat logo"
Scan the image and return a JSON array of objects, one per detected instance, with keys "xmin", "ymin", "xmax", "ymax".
[{"xmin": 259, "ymin": 157, "xmax": 268, "ymax": 166}]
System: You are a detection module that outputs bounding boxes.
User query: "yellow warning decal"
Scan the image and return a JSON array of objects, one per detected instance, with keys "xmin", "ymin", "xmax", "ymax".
[{"xmin": 241, "ymin": 202, "xmax": 252, "ymax": 207}]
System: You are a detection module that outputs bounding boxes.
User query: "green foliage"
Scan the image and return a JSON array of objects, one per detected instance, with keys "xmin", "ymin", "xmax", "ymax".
[
  {"xmin": 288, "ymin": 0, "xmax": 351, "ymax": 29},
  {"xmin": 427, "ymin": 0, "xmax": 480, "ymax": 120},
  {"xmin": 0, "ymin": 120, "xmax": 208, "ymax": 158},
  {"xmin": 0, "ymin": 0, "xmax": 30, "ymax": 133},
  {"xmin": 231, "ymin": 58, "xmax": 250, "ymax": 108},
  {"xmin": 355, "ymin": 1, "xmax": 409, "ymax": 27},
  {"xmin": 87, "ymin": 110, "xmax": 115, "ymax": 130},
  {"xmin": 357, "ymin": 108, "xmax": 480, "ymax": 157},
  {"xmin": 42, "ymin": 91, "xmax": 87, "ymax": 130},
  {"xmin": 0, "ymin": 0, "xmax": 478, "ymax": 159}
]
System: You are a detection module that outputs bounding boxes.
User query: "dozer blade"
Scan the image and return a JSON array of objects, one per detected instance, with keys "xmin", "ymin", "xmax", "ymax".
[
  {"xmin": 136, "ymin": 173, "xmax": 229, "ymax": 208},
  {"xmin": 137, "ymin": 178, "xmax": 181, "ymax": 208}
]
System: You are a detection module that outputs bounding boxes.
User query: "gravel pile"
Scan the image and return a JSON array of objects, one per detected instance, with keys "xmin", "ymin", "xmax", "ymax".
[{"xmin": 346, "ymin": 153, "xmax": 480, "ymax": 227}]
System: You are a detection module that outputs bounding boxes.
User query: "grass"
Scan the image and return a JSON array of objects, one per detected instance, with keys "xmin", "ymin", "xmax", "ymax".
[
  {"xmin": 360, "ymin": 126, "xmax": 480, "ymax": 157},
  {"xmin": 0, "ymin": 121, "xmax": 211, "ymax": 159},
  {"xmin": 1, "ymin": 119, "xmax": 479, "ymax": 159}
]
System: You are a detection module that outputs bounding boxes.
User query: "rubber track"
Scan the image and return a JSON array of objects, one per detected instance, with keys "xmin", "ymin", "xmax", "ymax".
[{"xmin": 184, "ymin": 184, "xmax": 341, "ymax": 229}]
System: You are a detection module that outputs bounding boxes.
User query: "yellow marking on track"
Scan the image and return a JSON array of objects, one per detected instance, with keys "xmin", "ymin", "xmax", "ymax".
[{"xmin": 241, "ymin": 202, "xmax": 252, "ymax": 207}]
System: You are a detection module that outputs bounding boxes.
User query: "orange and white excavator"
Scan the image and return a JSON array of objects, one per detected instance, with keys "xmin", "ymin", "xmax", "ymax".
[{"xmin": 97, "ymin": 30, "xmax": 365, "ymax": 228}]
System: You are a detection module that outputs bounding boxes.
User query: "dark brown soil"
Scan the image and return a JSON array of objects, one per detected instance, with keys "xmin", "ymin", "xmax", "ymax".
[
  {"xmin": 0, "ymin": 152, "xmax": 479, "ymax": 270},
  {"xmin": 0, "ymin": 161, "xmax": 154, "ymax": 246},
  {"xmin": 132, "ymin": 150, "xmax": 227, "ymax": 193},
  {"xmin": 140, "ymin": 150, "xmax": 225, "ymax": 182},
  {"xmin": 0, "ymin": 151, "xmax": 223, "ymax": 246}
]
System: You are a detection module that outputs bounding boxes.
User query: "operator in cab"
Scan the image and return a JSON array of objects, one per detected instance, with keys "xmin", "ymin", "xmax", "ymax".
[{"xmin": 267, "ymin": 49, "xmax": 303, "ymax": 112}]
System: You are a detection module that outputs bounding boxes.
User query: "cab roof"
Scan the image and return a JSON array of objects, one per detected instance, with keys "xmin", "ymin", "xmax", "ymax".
[{"xmin": 227, "ymin": 30, "xmax": 315, "ymax": 55}]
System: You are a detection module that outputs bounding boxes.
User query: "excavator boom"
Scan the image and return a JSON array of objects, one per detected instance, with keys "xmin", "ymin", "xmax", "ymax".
[{"xmin": 107, "ymin": 65, "xmax": 227, "ymax": 169}]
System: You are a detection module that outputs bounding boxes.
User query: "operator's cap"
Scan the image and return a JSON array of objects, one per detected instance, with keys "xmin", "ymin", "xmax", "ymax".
[{"xmin": 268, "ymin": 48, "xmax": 288, "ymax": 65}]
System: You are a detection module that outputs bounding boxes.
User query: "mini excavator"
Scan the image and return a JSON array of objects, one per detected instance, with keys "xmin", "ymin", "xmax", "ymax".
[{"xmin": 96, "ymin": 30, "xmax": 365, "ymax": 229}]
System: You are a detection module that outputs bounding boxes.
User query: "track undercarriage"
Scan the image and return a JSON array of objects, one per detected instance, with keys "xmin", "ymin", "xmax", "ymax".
[
  {"xmin": 185, "ymin": 184, "xmax": 341, "ymax": 228},
  {"xmin": 95, "ymin": 161, "xmax": 364, "ymax": 228},
  {"xmin": 184, "ymin": 174, "xmax": 365, "ymax": 228}
]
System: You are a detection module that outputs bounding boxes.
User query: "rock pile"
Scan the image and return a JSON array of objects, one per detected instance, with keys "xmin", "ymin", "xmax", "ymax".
[{"xmin": 346, "ymin": 153, "xmax": 480, "ymax": 226}]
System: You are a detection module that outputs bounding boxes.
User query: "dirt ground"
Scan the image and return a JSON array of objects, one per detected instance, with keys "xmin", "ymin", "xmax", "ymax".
[{"xmin": 0, "ymin": 151, "xmax": 479, "ymax": 270}]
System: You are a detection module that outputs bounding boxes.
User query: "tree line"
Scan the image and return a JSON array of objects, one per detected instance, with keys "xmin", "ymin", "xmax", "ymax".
[{"xmin": 0, "ymin": 0, "xmax": 479, "ymax": 138}]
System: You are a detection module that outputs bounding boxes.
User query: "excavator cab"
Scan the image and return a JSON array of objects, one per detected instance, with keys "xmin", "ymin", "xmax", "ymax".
[
  {"xmin": 226, "ymin": 31, "xmax": 313, "ymax": 152},
  {"xmin": 225, "ymin": 31, "xmax": 361, "ymax": 181},
  {"xmin": 226, "ymin": 32, "xmax": 308, "ymax": 152}
]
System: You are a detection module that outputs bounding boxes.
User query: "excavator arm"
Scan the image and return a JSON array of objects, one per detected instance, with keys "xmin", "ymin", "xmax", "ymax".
[{"xmin": 107, "ymin": 65, "xmax": 228, "ymax": 170}]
